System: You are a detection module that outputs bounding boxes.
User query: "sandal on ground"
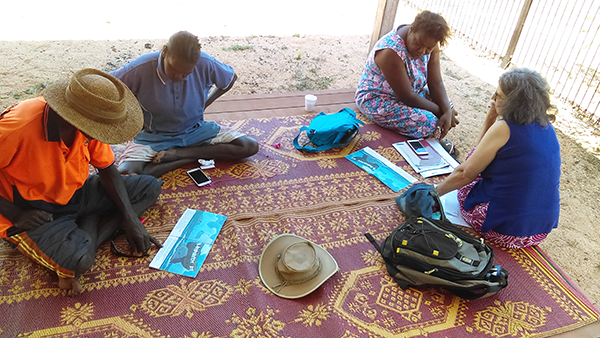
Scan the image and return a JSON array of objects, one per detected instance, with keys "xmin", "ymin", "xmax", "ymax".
[{"xmin": 440, "ymin": 139, "xmax": 460, "ymax": 157}]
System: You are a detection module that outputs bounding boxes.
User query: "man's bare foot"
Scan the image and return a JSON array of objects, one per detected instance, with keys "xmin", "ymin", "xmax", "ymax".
[
  {"xmin": 152, "ymin": 149, "xmax": 178, "ymax": 164},
  {"xmin": 58, "ymin": 276, "xmax": 83, "ymax": 296}
]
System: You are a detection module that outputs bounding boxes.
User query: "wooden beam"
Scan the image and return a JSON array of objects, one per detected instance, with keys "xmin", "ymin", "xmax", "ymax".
[
  {"xmin": 204, "ymin": 89, "xmax": 357, "ymax": 120},
  {"xmin": 369, "ymin": 0, "xmax": 400, "ymax": 52},
  {"xmin": 501, "ymin": 0, "xmax": 534, "ymax": 69}
]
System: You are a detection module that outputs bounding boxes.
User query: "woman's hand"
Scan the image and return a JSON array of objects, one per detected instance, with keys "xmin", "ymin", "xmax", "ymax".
[
  {"xmin": 436, "ymin": 108, "xmax": 456, "ymax": 138},
  {"xmin": 487, "ymin": 100, "xmax": 499, "ymax": 121},
  {"xmin": 451, "ymin": 106, "xmax": 459, "ymax": 128}
]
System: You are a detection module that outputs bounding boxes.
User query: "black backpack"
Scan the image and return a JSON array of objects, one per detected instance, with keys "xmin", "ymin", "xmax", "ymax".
[{"xmin": 365, "ymin": 215, "xmax": 509, "ymax": 299}]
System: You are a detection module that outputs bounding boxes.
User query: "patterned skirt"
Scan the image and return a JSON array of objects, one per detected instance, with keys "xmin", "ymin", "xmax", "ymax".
[{"xmin": 456, "ymin": 151, "xmax": 549, "ymax": 249}]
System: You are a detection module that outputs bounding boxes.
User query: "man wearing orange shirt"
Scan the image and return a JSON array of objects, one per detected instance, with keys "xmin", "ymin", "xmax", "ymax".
[{"xmin": 0, "ymin": 69, "xmax": 162, "ymax": 296}]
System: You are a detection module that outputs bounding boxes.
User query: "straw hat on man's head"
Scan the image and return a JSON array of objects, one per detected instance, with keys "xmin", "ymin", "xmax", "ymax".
[
  {"xmin": 259, "ymin": 234, "xmax": 338, "ymax": 299},
  {"xmin": 43, "ymin": 68, "xmax": 143, "ymax": 144}
]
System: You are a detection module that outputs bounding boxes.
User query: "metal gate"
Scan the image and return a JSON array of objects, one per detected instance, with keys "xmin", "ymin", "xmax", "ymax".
[{"xmin": 404, "ymin": 0, "xmax": 600, "ymax": 124}]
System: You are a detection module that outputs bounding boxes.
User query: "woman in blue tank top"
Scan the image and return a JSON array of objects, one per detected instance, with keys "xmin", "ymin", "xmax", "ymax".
[{"xmin": 436, "ymin": 68, "xmax": 561, "ymax": 248}]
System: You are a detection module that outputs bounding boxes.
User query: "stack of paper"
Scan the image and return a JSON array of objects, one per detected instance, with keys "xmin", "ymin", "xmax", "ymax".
[
  {"xmin": 393, "ymin": 139, "xmax": 460, "ymax": 178},
  {"xmin": 439, "ymin": 190, "xmax": 470, "ymax": 227}
]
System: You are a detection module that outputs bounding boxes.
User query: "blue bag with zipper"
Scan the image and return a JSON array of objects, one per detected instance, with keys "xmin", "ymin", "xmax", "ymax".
[{"xmin": 293, "ymin": 108, "xmax": 364, "ymax": 152}]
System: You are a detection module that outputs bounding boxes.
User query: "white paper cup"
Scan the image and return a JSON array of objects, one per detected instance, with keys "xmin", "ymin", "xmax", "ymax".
[{"xmin": 305, "ymin": 94, "xmax": 317, "ymax": 111}]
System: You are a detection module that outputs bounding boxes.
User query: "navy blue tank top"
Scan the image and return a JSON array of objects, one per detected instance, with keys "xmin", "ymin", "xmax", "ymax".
[{"xmin": 464, "ymin": 121, "xmax": 561, "ymax": 236}]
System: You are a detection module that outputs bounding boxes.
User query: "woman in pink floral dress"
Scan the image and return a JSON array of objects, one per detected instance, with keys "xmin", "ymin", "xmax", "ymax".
[{"xmin": 355, "ymin": 11, "xmax": 458, "ymax": 142}]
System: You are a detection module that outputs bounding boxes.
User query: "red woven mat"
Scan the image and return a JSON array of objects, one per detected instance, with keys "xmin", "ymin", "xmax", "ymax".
[{"xmin": 1, "ymin": 114, "xmax": 598, "ymax": 337}]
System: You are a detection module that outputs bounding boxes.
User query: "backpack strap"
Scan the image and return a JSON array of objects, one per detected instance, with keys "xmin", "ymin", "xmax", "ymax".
[
  {"xmin": 292, "ymin": 126, "xmax": 312, "ymax": 151},
  {"xmin": 364, "ymin": 233, "xmax": 381, "ymax": 253},
  {"xmin": 365, "ymin": 233, "xmax": 411, "ymax": 290}
]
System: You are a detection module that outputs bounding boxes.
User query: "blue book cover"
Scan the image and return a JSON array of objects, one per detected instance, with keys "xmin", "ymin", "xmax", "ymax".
[
  {"xmin": 346, "ymin": 147, "xmax": 417, "ymax": 192},
  {"xmin": 149, "ymin": 208, "xmax": 227, "ymax": 277}
]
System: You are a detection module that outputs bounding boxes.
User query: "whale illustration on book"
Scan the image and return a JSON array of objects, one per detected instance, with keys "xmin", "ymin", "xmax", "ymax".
[
  {"xmin": 150, "ymin": 209, "xmax": 227, "ymax": 277},
  {"xmin": 169, "ymin": 242, "xmax": 205, "ymax": 272}
]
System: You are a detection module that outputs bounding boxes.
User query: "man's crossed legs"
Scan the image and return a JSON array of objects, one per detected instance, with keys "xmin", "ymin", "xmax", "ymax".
[{"xmin": 6, "ymin": 174, "xmax": 162, "ymax": 296}]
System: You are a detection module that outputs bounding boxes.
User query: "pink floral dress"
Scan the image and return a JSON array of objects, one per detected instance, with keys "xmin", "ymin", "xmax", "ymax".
[{"xmin": 355, "ymin": 25, "xmax": 438, "ymax": 138}]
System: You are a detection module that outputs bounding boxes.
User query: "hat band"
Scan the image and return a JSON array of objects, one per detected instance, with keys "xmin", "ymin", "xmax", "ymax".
[
  {"xmin": 65, "ymin": 84, "xmax": 126, "ymax": 124},
  {"xmin": 270, "ymin": 256, "xmax": 322, "ymax": 292}
]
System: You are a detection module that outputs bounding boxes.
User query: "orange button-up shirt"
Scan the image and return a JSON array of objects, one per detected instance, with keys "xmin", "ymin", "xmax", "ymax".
[{"xmin": 0, "ymin": 97, "xmax": 115, "ymax": 238}]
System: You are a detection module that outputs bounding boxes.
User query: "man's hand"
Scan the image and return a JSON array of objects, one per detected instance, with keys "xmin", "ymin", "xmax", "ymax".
[
  {"xmin": 14, "ymin": 210, "xmax": 53, "ymax": 231},
  {"xmin": 97, "ymin": 164, "xmax": 161, "ymax": 256},
  {"xmin": 123, "ymin": 212, "xmax": 161, "ymax": 255}
]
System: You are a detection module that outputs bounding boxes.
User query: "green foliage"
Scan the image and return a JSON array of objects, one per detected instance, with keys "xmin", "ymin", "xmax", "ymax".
[
  {"xmin": 222, "ymin": 45, "xmax": 253, "ymax": 52},
  {"xmin": 292, "ymin": 33, "xmax": 300, "ymax": 37},
  {"xmin": 12, "ymin": 83, "xmax": 47, "ymax": 100},
  {"xmin": 33, "ymin": 83, "xmax": 47, "ymax": 95},
  {"xmin": 289, "ymin": 68, "xmax": 333, "ymax": 92}
]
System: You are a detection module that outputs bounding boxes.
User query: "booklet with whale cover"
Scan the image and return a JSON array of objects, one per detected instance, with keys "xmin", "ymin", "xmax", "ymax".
[
  {"xmin": 150, "ymin": 208, "xmax": 227, "ymax": 277},
  {"xmin": 346, "ymin": 146, "xmax": 417, "ymax": 192}
]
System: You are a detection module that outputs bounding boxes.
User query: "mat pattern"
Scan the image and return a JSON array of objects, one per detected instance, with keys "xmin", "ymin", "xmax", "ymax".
[{"xmin": 0, "ymin": 114, "xmax": 598, "ymax": 337}]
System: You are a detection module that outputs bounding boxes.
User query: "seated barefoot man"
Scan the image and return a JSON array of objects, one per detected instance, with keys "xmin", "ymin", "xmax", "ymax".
[
  {"xmin": 111, "ymin": 31, "xmax": 259, "ymax": 177},
  {"xmin": 0, "ymin": 69, "xmax": 163, "ymax": 295}
]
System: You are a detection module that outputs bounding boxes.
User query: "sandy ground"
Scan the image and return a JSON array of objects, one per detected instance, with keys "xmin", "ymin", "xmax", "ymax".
[{"xmin": 1, "ymin": 33, "xmax": 600, "ymax": 308}]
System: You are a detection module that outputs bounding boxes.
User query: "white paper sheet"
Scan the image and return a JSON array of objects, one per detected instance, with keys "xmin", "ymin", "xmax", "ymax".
[
  {"xmin": 393, "ymin": 138, "xmax": 460, "ymax": 178},
  {"xmin": 439, "ymin": 190, "xmax": 471, "ymax": 228}
]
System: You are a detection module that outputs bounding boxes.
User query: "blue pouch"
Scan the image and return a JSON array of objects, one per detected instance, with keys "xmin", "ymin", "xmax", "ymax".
[
  {"xmin": 293, "ymin": 108, "xmax": 364, "ymax": 152},
  {"xmin": 396, "ymin": 183, "xmax": 446, "ymax": 221}
]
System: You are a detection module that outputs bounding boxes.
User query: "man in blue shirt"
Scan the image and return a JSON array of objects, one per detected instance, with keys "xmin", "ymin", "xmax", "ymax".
[{"xmin": 111, "ymin": 31, "xmax": 259, "ymax": 177}]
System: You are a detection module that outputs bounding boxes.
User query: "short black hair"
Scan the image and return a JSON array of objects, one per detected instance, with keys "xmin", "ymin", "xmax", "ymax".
[
  {"xmin": 163, "ymin": 31, "xmax": 201, "ymax": 63},
  {"xmin": 411, "ymin": 10, "xmax": 451, "ymax": 47}
]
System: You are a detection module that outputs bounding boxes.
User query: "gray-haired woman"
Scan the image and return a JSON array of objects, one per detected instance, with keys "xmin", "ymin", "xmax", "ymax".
[{"xmin": 436, "ymin": 68, "xmax": 561, "ymax": 248}]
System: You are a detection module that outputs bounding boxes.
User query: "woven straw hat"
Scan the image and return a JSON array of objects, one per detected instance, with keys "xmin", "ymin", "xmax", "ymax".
[
  {"xmin": 259, "ymin": 234, "xmax": 338, "ymax": 299},
  {"xmin": 43, "ymin": 68, "xmax": 143, "ymax": 144}
]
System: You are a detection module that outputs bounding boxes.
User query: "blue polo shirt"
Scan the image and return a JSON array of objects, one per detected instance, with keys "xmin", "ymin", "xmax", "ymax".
[{"xmin": 111, "ymin": 51, "xmax": 235, "ymax": 135}]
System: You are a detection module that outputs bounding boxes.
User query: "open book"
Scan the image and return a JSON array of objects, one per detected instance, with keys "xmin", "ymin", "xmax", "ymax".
[
  {"xmin": 150, "ymin": 209, "xmax": 227, "ymax": 277},
  {"xmin": 393, "ymin": 139, "xmax": 460, "ymax": 178},
  {"xmin": 346, "ymin": 147, "xmax": 417, "ymax": 192}
]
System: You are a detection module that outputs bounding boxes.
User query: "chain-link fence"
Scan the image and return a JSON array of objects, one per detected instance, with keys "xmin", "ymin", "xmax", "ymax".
[{"xmin": 404, "ymin": 0, "xmax": 600, "ymax": 124}]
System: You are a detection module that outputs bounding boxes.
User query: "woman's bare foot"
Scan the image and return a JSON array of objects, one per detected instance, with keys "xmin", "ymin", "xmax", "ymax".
[
  {"xmin": 152, "ymin": 149, "xmax": 178, "ymax": 163},
  {"xmin": 58, "ymin": 276, "xmax": 83, "ymax": 296}
]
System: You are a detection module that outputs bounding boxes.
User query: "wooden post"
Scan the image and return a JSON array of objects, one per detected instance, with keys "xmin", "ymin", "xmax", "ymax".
[
  {"xmin": 369, "ymin": 0, "xmax": 400, "ymax": 52},
  {"xmin": 501, "ymin": 0, "xmax": 534, "ymax": 69}
]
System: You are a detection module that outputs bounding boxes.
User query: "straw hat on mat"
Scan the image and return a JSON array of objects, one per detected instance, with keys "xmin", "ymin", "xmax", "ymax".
[
  {"xmin": 43, "ymin": 68, "xmax": 143, "ymax": 144},
  {"xmin": 259, "ymin": 234, "xmax": 339, "ymax": 299}
]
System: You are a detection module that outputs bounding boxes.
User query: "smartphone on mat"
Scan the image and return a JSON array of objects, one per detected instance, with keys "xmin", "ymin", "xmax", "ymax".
[
  {"xmin": 407, "ymin": 139, "xmax": 429, "ymax": 156},
  {"xmin": 187, "ymin": 168, "xmax": 212, "ymax": 187}
]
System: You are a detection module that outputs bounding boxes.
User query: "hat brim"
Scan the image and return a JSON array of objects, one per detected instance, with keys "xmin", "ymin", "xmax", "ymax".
[
  {"xmin": 259, "ymin": 234, "xmax": 338, "ymax": 299},
  {"xmin": 43, "ymin": 77, "xmax": 143, "ymax": 145}
]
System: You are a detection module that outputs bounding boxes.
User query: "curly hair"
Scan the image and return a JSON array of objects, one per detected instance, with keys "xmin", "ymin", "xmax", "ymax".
[
  {"xmin": 498, "ymin": 68, "xmax": 556, "ymax": 126},
  {"xmin": 411, "ymin": 10, "xmax": 451, "ymax": 47},
  {"xmin": 162, "ymin": 31, "xmax": 201, "ymax": 63}
]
